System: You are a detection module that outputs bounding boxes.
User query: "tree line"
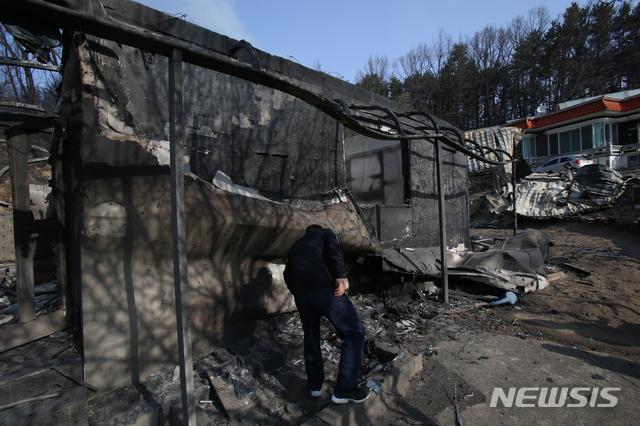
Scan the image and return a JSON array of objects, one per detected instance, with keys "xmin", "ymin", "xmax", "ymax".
[{"xmin": 355, "ymin": 1, "xmax": 640, "ymax": 131}]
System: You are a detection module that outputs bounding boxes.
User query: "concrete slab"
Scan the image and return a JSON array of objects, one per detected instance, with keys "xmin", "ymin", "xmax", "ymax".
[
  {"xmin": 299, "ymin": 418, "xmax": 329, "ymax": 426},
  {"xmin": 170, "ymin": 386, "xmax": 211, "ymax": 426},
  {"xmin": 303, "ymin": 353, "xmax": 423, "ymax": 426},
  {"xmin": 387, "ymin": 353, "xmax": 423, "ymax": 396},
  {"xmin": 433, "ymin": 332, "xmax": 639, "ymax": 425},
  {"xmin": 0, "ymin": 362, "xmax": 88, "ymax": 426}
]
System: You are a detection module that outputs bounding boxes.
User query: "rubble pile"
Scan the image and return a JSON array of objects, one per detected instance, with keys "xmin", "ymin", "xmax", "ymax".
[
  {"xmin": 473, "ymin": 165, "xmax": 634, "ymax": 225},
  {"xmin": 0, "ymin": 272, "xmax": 534, "ymax": 425},
  {"xmin": 0, "ymin": 266, "xmax": 61, "ymax": 326}
]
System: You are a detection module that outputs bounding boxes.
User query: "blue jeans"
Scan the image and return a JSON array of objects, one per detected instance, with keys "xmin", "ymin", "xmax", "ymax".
[{"xmin": 294, "ymin": 288, "xmax": 365, "ymax": 391}]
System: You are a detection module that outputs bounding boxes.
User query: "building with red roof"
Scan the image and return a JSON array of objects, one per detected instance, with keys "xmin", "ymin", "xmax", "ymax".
[{"xmin": 506, "ymin": 89, "xmax": 640, "ymax": 170}]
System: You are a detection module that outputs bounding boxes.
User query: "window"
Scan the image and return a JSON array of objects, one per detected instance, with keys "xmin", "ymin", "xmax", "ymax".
[
  {"xmin": 522, "ymin": 136, "xmax": 536, "ymax": 159},
  {"xmin": 559, "ymin": 131, "xmax": 571, "ymax": 153},
  {"xmin": 549, "ymin": 133, "xmax": 559, "ymax": 155},
  {"xmin": 557, "ymin": 129, "xmax": 581, "ymax": 154},
  {"xmin": 594, "ymin": 122, "xmax": 617, "ymax": 147},
  {"xmin": 549, "ymin": 122, "xmax": 618, "ymax": 154},
  {"xmin": 570, "ymin": 129, "xmax": 581, "ymax": 151},
  {"xmin": 594, "ymin": 123, "xmax": 606, "ymax": 147},
  {"xmin": 581, "ymin": 125, "xmax": 593, "ymax": 149}
]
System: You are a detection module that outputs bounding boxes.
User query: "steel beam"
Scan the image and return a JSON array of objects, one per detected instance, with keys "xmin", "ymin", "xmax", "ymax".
[
  {"xmin": 512, "ymin": 162, "xmax": 518, "ymax": 236},
  {"xmin": 0, "ymin": 56, "xmax": 62, "ymax": 72},
  {"xmin": 169, "ymin": 49, "xmax": 196, "ymax": 425}
]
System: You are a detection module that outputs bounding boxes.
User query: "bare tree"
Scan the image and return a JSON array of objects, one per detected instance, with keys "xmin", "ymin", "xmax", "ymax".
[
  {"xmin": 426, "ymin": 28, "xmax": 453, "ymax": 78},
  {"xmin": 396, "ymin": 43, "xmax": 430, "ymax": 79},
  {"xmin": 468, "ymin": 25, "xmax": 510, "ymax": 72},
  {"xmin": 355, "ymin": 54, "xmax": 391, "ymax": 97},
  {"xmin": 509, "ymin": 5, "xmax": 552, "ymax": 51},
  {"xmin": 396, "ymin": 29, "xmax": 452, "ymax": 80}
]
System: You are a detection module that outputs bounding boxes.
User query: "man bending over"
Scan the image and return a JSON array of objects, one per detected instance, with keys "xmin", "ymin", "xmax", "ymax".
[{"xmin": 284, "ymin": 224, "xmax": 370, "ymax": 404}]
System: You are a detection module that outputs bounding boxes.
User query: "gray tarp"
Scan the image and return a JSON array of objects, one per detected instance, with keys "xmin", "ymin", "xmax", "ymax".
[{"xmin": 382, "ymin": 229, "xmax": 552, "ymax": 294}]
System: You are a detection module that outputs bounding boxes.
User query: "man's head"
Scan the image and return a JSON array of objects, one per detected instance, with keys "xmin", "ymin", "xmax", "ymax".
[{"xmin": 306, "ymin": 224, "xmax": 323, "ymax": 233}]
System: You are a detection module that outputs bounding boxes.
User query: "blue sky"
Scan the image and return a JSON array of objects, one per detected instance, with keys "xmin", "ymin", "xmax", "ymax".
[{"xmin": 141, "ymin": 0, "xmax": 586, "ymax": 83}]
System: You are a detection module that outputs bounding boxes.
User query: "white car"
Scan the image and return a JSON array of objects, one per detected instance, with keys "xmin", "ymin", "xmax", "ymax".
[{"xmin": 533, "ymin": 155, "xmax": 594, "ymax": 174}]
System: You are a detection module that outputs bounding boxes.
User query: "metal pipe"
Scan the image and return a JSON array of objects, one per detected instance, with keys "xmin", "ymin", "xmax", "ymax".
[{"xmin": 435, "ymin": 139, "xmax": 448, "ymax": 304}]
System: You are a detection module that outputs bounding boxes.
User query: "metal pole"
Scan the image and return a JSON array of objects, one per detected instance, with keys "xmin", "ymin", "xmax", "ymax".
[
  {"xmin": 169, "ymin": 48, "xmax": 197, "ymax": 426},
  {"xmin": 6, "ymin": 125, "xmax": 36, "ymax": 323},
  {"xmin": 436, "ymin": 139, "xmax": 448, "ymax": 304},
  {"xmin": 512, "ymin": 161, "xmax": 518, "ymax": 236}
]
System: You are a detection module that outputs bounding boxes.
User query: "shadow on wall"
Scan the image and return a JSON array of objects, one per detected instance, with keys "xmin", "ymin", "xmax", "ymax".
[
  {"xmin": 80, "ymin": 171, "xmax": 376, "ymax": 391},
  {"xmin": 229, "ymin": 266, "xmax": 291, "ymax": 325}
]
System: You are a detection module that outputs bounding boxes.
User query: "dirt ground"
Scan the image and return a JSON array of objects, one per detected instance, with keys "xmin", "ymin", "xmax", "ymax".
[
  {"xmin": 470, "ymin": 222, "xmax": 640, "ymax": 361},
  {"xmin": 370, "ymin": 218, "xmax": 640, "ymax": 425}
]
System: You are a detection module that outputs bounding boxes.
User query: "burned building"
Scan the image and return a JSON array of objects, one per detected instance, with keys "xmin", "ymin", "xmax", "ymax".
[{"xmin": 0, "ymin": 0, "xmax": 500, "ymax": 396}]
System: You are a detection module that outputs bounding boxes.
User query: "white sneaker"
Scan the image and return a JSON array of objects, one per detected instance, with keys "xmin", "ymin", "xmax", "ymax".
[
  {"xmin": 331, "ymin": 386, "xmax": 371, "ymax": 404},
  {"xmin": 311, "ymin": 389, "xmax": 322, "ymax": 398}
]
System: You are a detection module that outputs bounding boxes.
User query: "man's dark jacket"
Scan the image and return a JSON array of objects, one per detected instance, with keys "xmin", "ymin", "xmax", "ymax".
[{"xmin": 283, "ymin": 229, "xmax": 346, "ymax": 296}]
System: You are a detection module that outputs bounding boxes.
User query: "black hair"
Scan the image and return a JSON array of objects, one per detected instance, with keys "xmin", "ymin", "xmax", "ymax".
[{"xmin": 305, "ymin": 224, "xmax": 323, "ymax": 233}]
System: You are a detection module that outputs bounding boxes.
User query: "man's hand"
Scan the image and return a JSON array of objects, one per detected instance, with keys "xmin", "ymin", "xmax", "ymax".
[{"xmin": 334, "ymin": 278, "xmax": 346, "ymax": 297}]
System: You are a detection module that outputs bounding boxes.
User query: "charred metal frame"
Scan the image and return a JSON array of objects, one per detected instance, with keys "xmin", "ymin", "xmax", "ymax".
[
  {"xmin": 0, "ymin": 1, "xmax": 515, "ymax": 420},
  {"xmin": 0, "ymin": 56, "xmax": 62, "ymax": 72},
  {"xmin": 0, "ymin": 108, "xmax": 70, "ymax": 352}
]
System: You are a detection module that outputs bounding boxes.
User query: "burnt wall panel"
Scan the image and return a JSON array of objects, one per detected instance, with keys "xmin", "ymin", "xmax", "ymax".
[
  {"xmin": 78, "ymin": 169, "xmax": 299, "ymax": 390},
  {"xmin": 66, "ymin": 33, "xmax": 357, "ymax": 390},
  {"xmin": 345, "ymin": 133, "xmax": 469, "ymax": 248},
  {"xmin": 360, "ymin": 205, "xmax": 412, "ymax": 243},
  {"xmin": 0, "ymin": 213, "xmax": 15, "ymax": 261},
  {"xmin": 187, "ymin": 96, "xmax": 341, "ymax": 199},
  {"xmin": 80, "ymin": 173, "xmax": 178, "ymax": 390},
  {"xmin": 405, "ymin": 140, "xmax": 470, "ymax": 249},
  {"xmin": 106, "ymin": 44, "xmax": 345, "ymax": 199},
  {"xmin": 345, "ymin": 134, "xmax": 403, "ymax": 206}
]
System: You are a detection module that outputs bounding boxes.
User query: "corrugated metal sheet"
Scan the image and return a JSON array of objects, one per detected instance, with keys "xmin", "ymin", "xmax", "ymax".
[
  {"xmin": 465, "ymin": 127, "xmax": 524, "ymax": 175},
  {"xmin": 485, "ymin": 165, "xmax": 630, "ymax": 218}
]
